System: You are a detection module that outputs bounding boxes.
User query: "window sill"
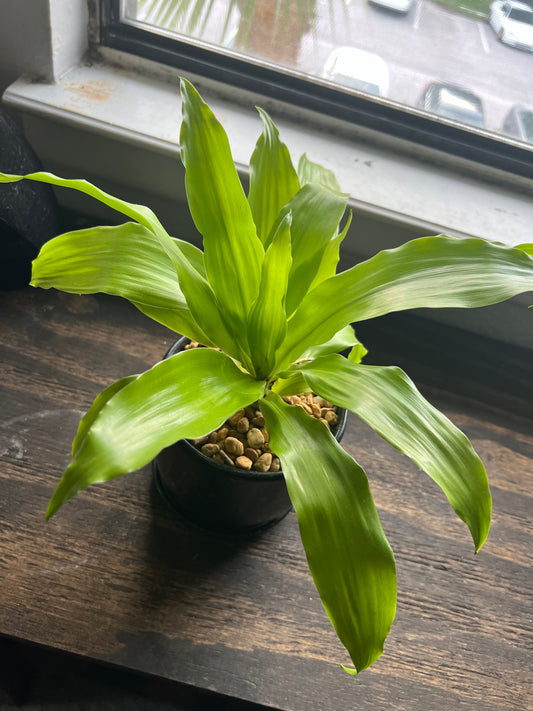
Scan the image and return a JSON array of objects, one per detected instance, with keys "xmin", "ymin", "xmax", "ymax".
[{"xmin": 2, "ymin": 59, "xmax": 532, "ymax": 348}]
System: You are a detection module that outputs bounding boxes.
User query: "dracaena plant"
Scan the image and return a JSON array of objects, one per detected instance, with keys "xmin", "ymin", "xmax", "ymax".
[{"xmin": 2, "ymin": 79, "xmax": 532, "ymax": 675}]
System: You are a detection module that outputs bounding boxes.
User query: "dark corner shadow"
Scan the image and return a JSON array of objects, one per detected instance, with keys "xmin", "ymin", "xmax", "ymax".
[{"xmin": 0, "ymin": 634, "xmax": 276, "ymax": 710}]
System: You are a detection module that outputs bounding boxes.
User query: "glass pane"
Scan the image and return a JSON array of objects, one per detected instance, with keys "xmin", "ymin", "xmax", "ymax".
[{"xmin": 122, "ymin": 0, "xmax": 533, "ymax": 146}]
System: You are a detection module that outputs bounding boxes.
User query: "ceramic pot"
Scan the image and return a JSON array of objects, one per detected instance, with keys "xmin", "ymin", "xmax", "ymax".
[{"xmin": 153, "ymin": 337, "xmax": 348, "ymax": 533}]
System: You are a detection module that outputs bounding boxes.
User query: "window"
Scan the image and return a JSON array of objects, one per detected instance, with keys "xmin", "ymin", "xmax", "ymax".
[{"xmin": 100, "ymin": 0, "xmax": 533, "ymax": 178}]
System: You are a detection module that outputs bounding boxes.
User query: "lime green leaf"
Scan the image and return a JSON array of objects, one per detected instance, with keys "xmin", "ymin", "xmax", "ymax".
[
  {"xmin": 301, "ymin": 324, "xmax": 363, "ymax": 361},
  {"xmin": 279, "ymin": 235, "xmax": 533, "ymax": 369},
  {"xmin": 297, "ymin": 355, "xmax": 492, "ymax": 551},
  {"xmin": 47, "ymin": 348, "xmax": 266, "ymax": 518},
  {"xmin": 0, "ymin": 170, "xmax": 165, "ymax": 236},
  {"xmin": 517, "ymin": 243, "xmax": 533, "ymax": 257},
  {"xmin": 248, "ymin": 107, "xmax": 300, "ymax": 244},
  {"xmin": 247, "ymin": 213, "xmax": 292, "ymax": 378},
  {"xmin": 347, "ymin": 340, "xmax": 368, "ymax": 364},
  {"xmin": 0, "ymin": 171, "xmax": 243, "ymax": 356},
  {"xmin": 298, "ymin": 153, "xmax": 342, "ymax": 193},
  {"xmin": 0, "ymin": 170, "xmax": 206, "ymax": 303},
  {"xmin": 269, "ymin": 183, "xmax": 348, "ymax": 316},
  {"xmin": 271, "ymin": 371, "xmax": 309, "ymax": 397},
  {"xmin": 260, "ymin": 393, "xmax": 396, "ymax": 673},
  {"xmin": 310, "ymin": 211, "xmax": 352, "ymax": 288},
  {"xmin": 174, "ymin": 261, "xmax": 249, "ymax": 365},
  {"xmin": 72, "ymin": 375, "xmax": 138, "ymax": 456},
  {"xmin": 30, "ymin": 222, "xmax": 209, "ymax": 343},
  {"xmin": 179, "ymin": 79, "xmax": 264, "ymax": 332}
]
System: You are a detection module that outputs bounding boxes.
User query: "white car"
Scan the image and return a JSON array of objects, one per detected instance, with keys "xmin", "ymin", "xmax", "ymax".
[
  {"xmin": 369, "ymin": 0, "xmax": 414, "ymax": 13},
  {"xmin": 323, "ymin": 47, "xmax": 390, "ymax": 97},
  {"xmin": 489, "ymin": 1, "xmax": 533, "ymax": 51}
]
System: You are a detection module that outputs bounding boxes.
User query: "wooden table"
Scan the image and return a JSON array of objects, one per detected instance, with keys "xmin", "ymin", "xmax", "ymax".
[{"xmin": 1, "ymin": 287, "xmax": 531, "ymax": 710}]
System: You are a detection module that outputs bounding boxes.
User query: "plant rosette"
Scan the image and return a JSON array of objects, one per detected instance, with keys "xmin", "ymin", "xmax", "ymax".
[
  {"xmin": 1, "ymin": 78, "xmax": 532, "ymax": 675},
  {"xmin": 153, "ymin": 336, "xmax": 348, "ymax": 533}
]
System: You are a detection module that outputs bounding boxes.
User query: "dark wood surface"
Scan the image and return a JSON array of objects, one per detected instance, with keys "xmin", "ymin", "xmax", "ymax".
[{"xmin": 1, "ymin": 287, "xmax": 531, "ymax": 711}]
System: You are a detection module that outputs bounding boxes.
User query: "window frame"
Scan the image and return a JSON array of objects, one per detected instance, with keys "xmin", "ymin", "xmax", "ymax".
[{"xmin": 100, "ymin": 0, "xmax": 533, "ymax": 180}]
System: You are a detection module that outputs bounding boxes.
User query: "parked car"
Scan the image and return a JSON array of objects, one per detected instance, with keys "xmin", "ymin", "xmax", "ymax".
[
  {"xmin": 501, "ymin": 104, "xmax": 533, "ymax": 142},
  {"xmin": 369, "ymin": 0, "xmax": 414, "ymax": 13},
  {"xmin": 417, "ymin": 82, "xmax": 485, "ymax": 128},
  {"xmin": 323, "ymin": 47, "xmax": 390, "ymax": 97},
  {"xmin": 489, "ymin": 1, "xmax": 533, "ymax": 51}
]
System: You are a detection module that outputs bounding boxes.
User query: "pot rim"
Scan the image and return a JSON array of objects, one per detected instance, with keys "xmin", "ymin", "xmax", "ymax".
[{"xmin": 163, "ymin": 336, "xmax": 348, "ymax": 482}]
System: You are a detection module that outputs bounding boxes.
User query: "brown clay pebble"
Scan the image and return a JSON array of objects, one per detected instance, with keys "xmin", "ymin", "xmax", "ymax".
[
  {"xmin": 244, "ymin": 447, "xmax": 259, "ymax": 462},
  {"xmin": 236, "ymin": 417, "xmax": 250, "ymax": 433},
  {"xmin": 311, "ymin": 403, "xmax": 322, "ymax": 418},
  {"xmin": 270, "ymin": 457, "xmax": 281, "ymax": 472},
  {"xmin": 244, "ymin": 405, "xmax": 257, "ymax": 420},
  {"xmin": 224, "ymin": 437, "xmax": 244, "ymax": 457},
  {"xmin": 216, "ymin": 427, "xmax": 229, "ymax": 441},
  {"xmin": 253, "ymin": 453, "xmax": 272, "ymax": 472},
  {"xmin": 194, "ymin": 393, "xmax": 337, "ymax": 470},
  {"xmin": 324, "ymin": 410, "xmax": 338, "ymax": 426},
  {"xmin": 247, "ymin": 428, "xmax": 264, "ymax": 448},
  {"xmin": 201, "ymin": 443, "xmax": 220, "ymax": 456},
  {"xmin": 228, "ymin": 409, "xmax": 245, "ymax": 426},
  {"xmin": 235, "ymin": 456, "xmax": 253, "ymax": 470}
]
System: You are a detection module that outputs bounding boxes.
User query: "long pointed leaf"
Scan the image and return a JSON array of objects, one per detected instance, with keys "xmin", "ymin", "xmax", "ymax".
[
  {"xmin": 0, "ymin": 170, "xmax": 165, "ymax": 235},
  {"xmin": 309, "ymin": 211, "xmax": 352, "ymax": 288},
  {"xmin": 260, "ymin": 392, "xmax": 396, "ymax": 674},
  {"xmin": 0, "ymin": 171, "xmax": 216, "ymax": 333},
  {"xmin": 270, "ymin": 183, "xmax": 349, "ymax": 316},
  {"xmin": 30, "ymin": 222, "xmax": 209, "ymax": 343},
  {"xmin": 286, "ymin": 185, "xmax": 348, "ymax": 315},
  {"xmin": 247, "ymin": 213, "xmax": 292, "ymax": 378},
  {"xmin": 295, "ymin": 154, "xmax": 349, "ymax": 286},
  {"xmin": 300, "ymin": 324, "xmax": 363, "ymax": 361},
  {"xmin": 71, "ymin": 375, "xmax": 138, "ymax": 456},
  {"xmin": 47, "ymin": 348, "xmax": 266, "ymax": 518},
  {"xmin": 174, "ymin": 262, "xmax": 251, "ymax": 366},
  {"xmin": 248, "ymin": 107, "xmax": 300, "ymax": 244},
  {"xmin": 278, "ymin": 235, "xmax": 533, "ymax": 369},
  {"xmin": 298, "ymin": 153, "xmax": 342, "ymax": 192},
  {"xmin": 179, "ymin": 79, "xmax": 264, "ymax": 331},
  {"xmin": 295, "ymin": 355, "xmax": 492, "ymax": 551}
]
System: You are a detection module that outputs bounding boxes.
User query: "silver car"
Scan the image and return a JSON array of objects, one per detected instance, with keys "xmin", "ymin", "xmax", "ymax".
[
  {"xmin": 369, "ymin": 0, "xmax": 414, "ymax": 13},
  {"xmin": 489, "ymin": 0, "xmax": 533, "ymax": 51}
]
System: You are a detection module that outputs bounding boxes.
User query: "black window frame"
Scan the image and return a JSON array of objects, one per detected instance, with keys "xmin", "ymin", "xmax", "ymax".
[{"xmin": 100, "ymin": 0, "xmax": 533, "ymax": 180}]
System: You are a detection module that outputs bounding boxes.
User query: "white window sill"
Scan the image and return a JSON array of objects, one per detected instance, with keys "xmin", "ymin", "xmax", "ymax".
[
  {"xmin": 3, "ymin": 60, "xmax": 532, "ymax": 348},
  {"xmin": 4, "ymin": 61, "xmax": 533, "ymax": 243}
]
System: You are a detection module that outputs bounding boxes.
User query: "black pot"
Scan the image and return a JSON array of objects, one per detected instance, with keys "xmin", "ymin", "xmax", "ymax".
[{"xmin": 153, "ymin": 337, "xmax": 348, "ymax": 534}]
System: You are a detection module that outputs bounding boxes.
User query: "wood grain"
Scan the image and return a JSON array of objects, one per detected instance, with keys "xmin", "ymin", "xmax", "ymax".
[{"xmin": 1, "ymin": 288, "xmax": 531, "ymax": 711}]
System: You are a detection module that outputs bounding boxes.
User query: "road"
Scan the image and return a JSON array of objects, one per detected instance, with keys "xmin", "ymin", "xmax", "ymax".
[
  {"xmin": 297, "ymin": 0, "xmax": 533, "ymax": 135},
  {"xmin": 136, "ymin": 0, "xmax": 533, "ymax": 137}
]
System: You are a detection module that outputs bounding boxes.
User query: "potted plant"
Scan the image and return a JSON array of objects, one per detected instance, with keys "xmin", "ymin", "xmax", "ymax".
[
  {"xmin": 153, "ymin": 335, "xmax": 349, "ymax": 534},
  {"xmin": 1, "ymin": 78, "xmax": 532, "ymax": 675}
]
